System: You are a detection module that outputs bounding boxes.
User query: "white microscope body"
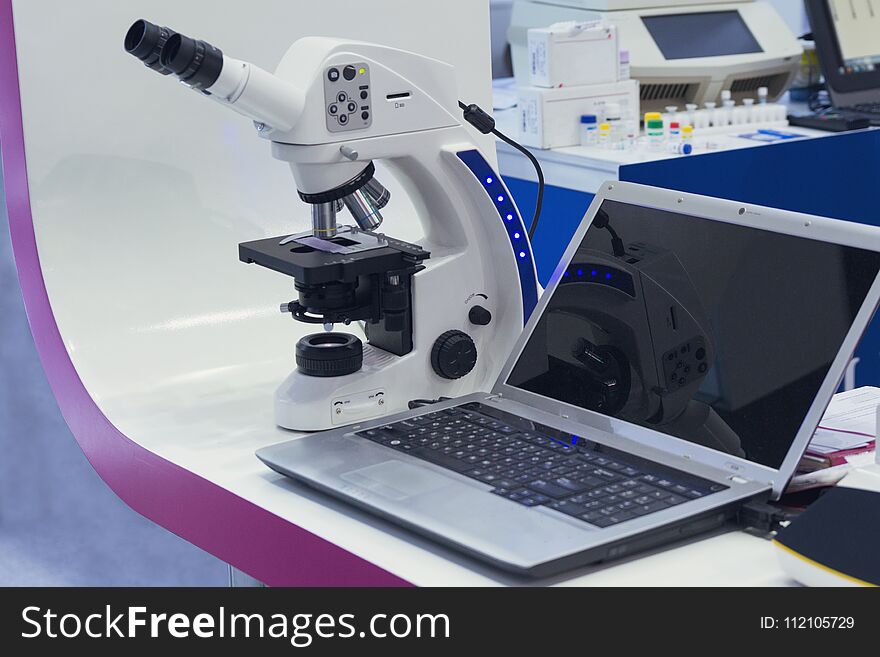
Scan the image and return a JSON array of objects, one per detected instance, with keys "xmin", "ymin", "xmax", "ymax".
[{"xmin": 125, "ymin": 22, "xmax": 539, "ymax": 431}]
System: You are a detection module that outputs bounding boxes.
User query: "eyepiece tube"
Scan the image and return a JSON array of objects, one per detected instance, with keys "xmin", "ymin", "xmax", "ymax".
[
  {"xmin": 159, "ymin": 32, "xmax": 224, "ymax": 91},
  {"xmin": 124, "ymin": 19, "xmax": 304, "ymax": 133},
  {"xmin": 343, "ymin": 189, "xmax": 383, "ymax": 231},
  {"xmin": 124, "ymin": 19, "xmax": 177, "ymax": 75}
]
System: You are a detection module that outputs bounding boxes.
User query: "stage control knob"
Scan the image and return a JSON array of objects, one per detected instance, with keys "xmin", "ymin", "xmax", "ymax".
[
  {"xmin": 431, "ymin": 330, "xmax": 477, "ymax": 380},
  {"xmin": 468, "ymin": 305, "xmax": 492, "ymax": 326}
]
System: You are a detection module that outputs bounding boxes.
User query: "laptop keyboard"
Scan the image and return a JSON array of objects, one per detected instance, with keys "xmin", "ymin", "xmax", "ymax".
[{"xmin": 355, "ymin": 402, "xmax": 727, "ymax": 529}]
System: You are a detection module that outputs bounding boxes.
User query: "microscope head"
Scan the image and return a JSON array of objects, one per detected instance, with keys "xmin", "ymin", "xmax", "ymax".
[{"xmin": 125, "ymin": 19, "xmax": 460, "ymax": 238}]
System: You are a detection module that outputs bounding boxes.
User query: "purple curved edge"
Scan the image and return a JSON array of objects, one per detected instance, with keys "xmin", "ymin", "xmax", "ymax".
[{"xmin": 0, "ymin": 0, "xmax": 411, "ymax": 587}]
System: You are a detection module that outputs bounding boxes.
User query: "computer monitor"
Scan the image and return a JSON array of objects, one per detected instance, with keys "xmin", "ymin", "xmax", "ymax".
[
  {"xmin": 806, "ymin": 0, "xmax": 880, "ymax": 106},
  {"xmin": 504, "ymin": 196, "xmax": 880, "ymax": 471}
]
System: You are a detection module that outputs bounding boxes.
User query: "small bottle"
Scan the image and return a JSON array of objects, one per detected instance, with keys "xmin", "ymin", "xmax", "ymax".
[
  {"xmin": 742, "ymin": 97, "xmax": 756, "ymax": 123},
  {"xmin": 757, "ymin": 86, "xmax": 769, "ymax": 105},
  {"xmin": 598, "ymin": 122, "xmax": 612, "ymax": 148},
  {"xmin": 618, "ymin": 48, "xmax": 630, "ymax": 81},
  {"xmin": 667, "ymin": 142, "xmax": 693, "ymax": 155},
  {"xmin": 720, "ymin": 90, "xmax": 735, "ymax": 126},
  {"xmin": 646, "ymin": 118, "xmax": 665, "ymax": 151},
  {"xmin": 668, "ymin": 121, "xmax": 681, "ymax": 141},
  {"xmin": 685, "ymin": 103, "xmax": 698, "ymax": 126},
  {"xmin": 681, "ymin": 124, "xmax": 694, "ymax": 146},
  {"xmin": 623, "ymin": 119, "xmax": 638, "ymax": 150},
  {"xmin": 644, "ymin": 111, "xmax": 662, "ymax": 127},
  {"xmin": 604, "ymin": 102, "xmax": 623, "ymax": 147},
  {"xmin": 580, "ymin": 114, "xmax": 598, "ymax": 147}
]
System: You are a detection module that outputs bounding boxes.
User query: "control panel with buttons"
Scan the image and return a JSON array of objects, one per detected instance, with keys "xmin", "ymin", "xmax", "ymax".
[{"xmin": 324, "ymin": 63, "xmax": 372, "ymax": 133}]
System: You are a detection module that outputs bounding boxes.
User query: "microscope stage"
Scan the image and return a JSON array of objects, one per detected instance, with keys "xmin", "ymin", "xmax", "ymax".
[{"xmin": 239, "ymin": 231, "xmax": 429, "ymax": 285}]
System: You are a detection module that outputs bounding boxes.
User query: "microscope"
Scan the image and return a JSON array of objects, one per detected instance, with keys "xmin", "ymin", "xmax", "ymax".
[{"xmin": 124, "ymin": 20, "xmax": 538, "ymax": 431}]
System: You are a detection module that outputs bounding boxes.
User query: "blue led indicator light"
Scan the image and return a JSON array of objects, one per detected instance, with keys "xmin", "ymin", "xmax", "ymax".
[
  {"xmin": 506, "ymin": 213, "xmax": 513, "ymax": 222},
  {"xmin": 519, "ymin": 251, "xmax": 526, "ymax": 258},
  {"xmin": 513, "ymin": 232, "xmax": 521, "ymax": 239},
  {"xmin": 497, "ymin": 195, "xmax": 505, "ymax": 203},
  {"xmin": 564, "ymin": 271, "xmax": 570, "ymax": 277},
  {"xmin": 577, "ymin": 269, "xmax": 583, "ymax": 276},
  {"xmin": 591, "ymin": 270, "xmax": 597, "ymax": 277},
  {"xmin": 605, "ymin": 272, "xmax": 612, "ymax": 280},
  {"xmin": 485, "ymin": 177, "xmax": 493, "ymax": 184}
]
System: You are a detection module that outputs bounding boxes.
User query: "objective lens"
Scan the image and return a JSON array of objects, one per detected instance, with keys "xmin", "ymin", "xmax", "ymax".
[
  {"xmin": 124, "ymin": 19, "xmax": 177, "ymax": 75},
  {"xmin": 159, "ymin": 32, "xmax": 224, "ymax": 91}
]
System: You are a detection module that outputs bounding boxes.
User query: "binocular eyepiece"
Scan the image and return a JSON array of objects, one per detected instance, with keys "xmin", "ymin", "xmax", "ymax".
[{"xmin": 124, "ymin": 19, "xmax": 223, "ymax": 91}]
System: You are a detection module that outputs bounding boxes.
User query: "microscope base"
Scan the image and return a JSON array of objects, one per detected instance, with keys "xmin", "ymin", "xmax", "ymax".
[{"xmin": 275, "ymin": 343, "xmax": 469, "ymax": 431}]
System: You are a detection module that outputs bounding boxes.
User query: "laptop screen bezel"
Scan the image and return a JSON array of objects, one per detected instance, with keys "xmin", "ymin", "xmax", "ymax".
[{"xmin": 492, "ymin": 181, "xmax": 880, "ymax": 498}]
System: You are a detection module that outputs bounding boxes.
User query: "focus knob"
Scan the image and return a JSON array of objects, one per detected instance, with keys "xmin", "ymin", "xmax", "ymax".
[
  {"xmin": 431, "ymin": 330, "xmax": 477, "ymax": 380},
  {"xmin": 468, "ymin": 305, "xmax": 492, "ymax": 326}
]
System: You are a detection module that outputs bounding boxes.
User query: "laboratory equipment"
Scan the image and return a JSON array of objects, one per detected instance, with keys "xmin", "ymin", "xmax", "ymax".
[
  {"xmin": 124, "ymin": 19, "xmax": 538, "ymax": 431},
  {"xmin": 509, "ymin": 0, "xmax": 802, "ymax": 112},
  {"xmin": 517, "ymin": 79, "xmax": 639, "ymax": 149},
  {"xmin": 528, "ymin": 20, "xmax": 618, "ymax": 88},
  {"xmin": 258, "ymin": 182, "xmax": 880, "ymax": 576},
  {"xmin": 803, "ymin": 0, "xmax": 880, "ymax": 126}
]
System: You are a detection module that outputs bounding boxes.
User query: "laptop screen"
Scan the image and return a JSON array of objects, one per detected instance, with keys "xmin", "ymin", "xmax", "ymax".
[{"xmin": 506, "ymin": 200, "xmax": 880, "ymax": 469}]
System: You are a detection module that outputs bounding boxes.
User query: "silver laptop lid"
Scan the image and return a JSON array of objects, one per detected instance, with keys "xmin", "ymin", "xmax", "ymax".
[{"xmin": 494, "ymin": 182, "xmax": 880, "ymax": 497}]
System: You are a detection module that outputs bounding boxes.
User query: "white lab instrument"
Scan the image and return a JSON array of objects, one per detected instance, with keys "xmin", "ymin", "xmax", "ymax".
[
  {"xmin": 125, "ymin": 21, "xmax": 539, "ymax": 431},
  {"xmin": 509, "ymin": 0, "xmax": 802, "ymax": 112},
  {"xmin": 528, "ymin": 20, "xmax": 618, "ymax": 88},
  {"xmin": 517, "ymin": 78, "xmax": 639, "ymax": 149}
]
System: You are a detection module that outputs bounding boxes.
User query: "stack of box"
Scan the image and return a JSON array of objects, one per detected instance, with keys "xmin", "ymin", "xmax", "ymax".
[{"xmin": 517, "ymin": 21, "xmax": 639, "ymax": 150}]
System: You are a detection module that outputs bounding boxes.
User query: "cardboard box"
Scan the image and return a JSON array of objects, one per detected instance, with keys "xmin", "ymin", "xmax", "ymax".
[
  {"xmin": 517, "ymin": 79, "xmax": 640, "ymax": 149},
  {"xmin": 528, "ymin": 21, "xmax": 618, "ymax": 88}
]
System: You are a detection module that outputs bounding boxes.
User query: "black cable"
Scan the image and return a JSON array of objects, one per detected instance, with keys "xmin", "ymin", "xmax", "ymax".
[
  {"xmin": 458, "ymin": 100, "xmax": 545, "ymax": 240},
  {"xmin": 592, "ymin": 208, "xmax": 626, "ymax": 257}
]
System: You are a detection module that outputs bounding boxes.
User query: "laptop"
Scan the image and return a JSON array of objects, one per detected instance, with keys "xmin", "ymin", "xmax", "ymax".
[
  {"xmin": 804, "ymin": 0, "xmax": 880, "ymax": 125},
  {"xmin": 257, "ymin": 182, "xmax": 880, "ymax": 577}
]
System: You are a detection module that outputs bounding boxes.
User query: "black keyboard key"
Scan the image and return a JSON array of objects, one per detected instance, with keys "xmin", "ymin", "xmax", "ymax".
[
  {"xmin": 592, "ymin": 468, "xmax": 620, "ymax": 481},
  {"xmin": 526, "ymin": 479, "xmax": 575, "ymax": 499},
  {"xmin": 606, "ymin": 512, "xmax": 635, "ymax": 524},
  {"xmin": 410, "ymin": 447, "xmax": 476, "ymax": 474},
  {"xmin": 553, "ymin": 477, "xmax": 590, "ymax": 494},
  {"xmin": 576, "ymin": 475, "xmax": 604, "ymax": 489},
  {"xmin": 587, "ymin": 516, "xmax": 616, "ymax": 528},
  {"xmin": 548, "ymin": 500, "xmax": 590, "ymax": 517},
  {"xmin": 634, "ymin": 501, "xmax": 668, "ymax": 514}
]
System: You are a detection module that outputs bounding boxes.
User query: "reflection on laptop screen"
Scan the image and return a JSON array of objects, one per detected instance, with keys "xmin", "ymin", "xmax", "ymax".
[{"xmin": 506, "ymin": 200, "xmax": 880, "ymax": 469}]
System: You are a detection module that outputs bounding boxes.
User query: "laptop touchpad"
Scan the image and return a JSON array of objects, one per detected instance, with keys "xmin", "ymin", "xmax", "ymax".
[{"xmin": 341, "ymin": 460, "xmax": 452, "ymax": 500}]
